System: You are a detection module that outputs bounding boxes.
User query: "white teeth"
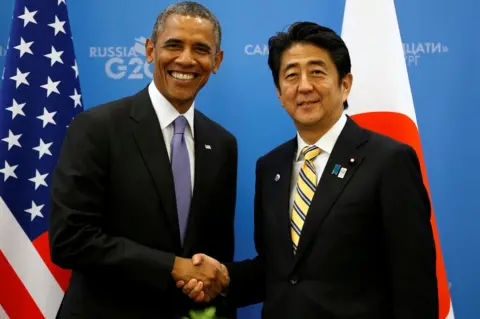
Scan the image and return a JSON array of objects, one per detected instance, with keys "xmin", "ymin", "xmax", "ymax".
[{"xmin": 171, "ymin": 72, "xmax": 195, "ymax": 80}]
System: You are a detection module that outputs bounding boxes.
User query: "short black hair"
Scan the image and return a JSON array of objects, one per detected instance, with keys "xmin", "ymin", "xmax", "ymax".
[
  {"xmin": 268, "ymin": 22, "xmax": 351, "ymax": 108},
  {"xmin": 152, "ymin": 1, "xmax": 222, "ymax": 52}
]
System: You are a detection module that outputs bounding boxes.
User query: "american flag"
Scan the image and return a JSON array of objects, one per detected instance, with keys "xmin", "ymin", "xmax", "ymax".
[{"xmin": 0, "ymin": 0, "xmax": 82, "ymax": 318}]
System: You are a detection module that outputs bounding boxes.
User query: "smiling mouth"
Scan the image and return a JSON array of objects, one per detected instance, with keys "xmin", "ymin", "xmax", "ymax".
[
  {"xmin": 168, "ymin": 71, "xmax": 197, "ymax": 81},
  {"xmin": 298, "ymin": 100, "xmax": 320, "ymax": 107}
]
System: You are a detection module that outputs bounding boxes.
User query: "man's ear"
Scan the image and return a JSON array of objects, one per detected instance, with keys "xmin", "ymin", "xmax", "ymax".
[
  {"xmin": 212, "ymin": 50, "xmax": 224, "ymax": 74},
  {"xmin": 276, "ymin": 87, "xmax": 285, "ymax": 108},
  {"xmin": 145, "ymin": 38, "xmax": 155, "ymax": 64},
  {"xmin": 341, "ymin": 73, "xmax": 353, "ymax": 103}
]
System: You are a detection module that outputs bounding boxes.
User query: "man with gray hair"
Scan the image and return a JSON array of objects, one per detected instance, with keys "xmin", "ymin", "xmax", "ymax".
[{"xmin": 49, "ymin": 2, "xmax": 237, "ymax": 318}]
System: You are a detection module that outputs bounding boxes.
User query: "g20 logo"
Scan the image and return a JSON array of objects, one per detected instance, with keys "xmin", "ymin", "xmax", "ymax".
[
  {"xmin": 105, "ymin": 57, "xmax": 153, "ymax": 80},
  {"xmin": 90, "ymin": 37, "xmax": 154, "ymax": 80}
]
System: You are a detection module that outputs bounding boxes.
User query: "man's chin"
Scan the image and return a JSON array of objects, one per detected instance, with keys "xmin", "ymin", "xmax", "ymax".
[
  {"xmin": 170, "ymin": 94, "xmax": 195, "ymax": 102},
  {"xmin": 295, "ymin": 116, "xmax": 323, "ymax": 127}
]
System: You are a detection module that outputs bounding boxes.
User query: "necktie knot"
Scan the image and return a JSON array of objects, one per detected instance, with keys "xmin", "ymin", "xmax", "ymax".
[
  {"xmin": 302, "ymin": 145, "xmax": 321, "ymax": 161},
  {"xmin": 173, "ymin": 116, "xmax": 187, "ymax": 135}
]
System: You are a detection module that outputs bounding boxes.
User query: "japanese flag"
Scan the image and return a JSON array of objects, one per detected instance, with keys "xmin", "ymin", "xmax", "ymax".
[{"xmin": 341, "ymin": 0, "xmax": 454, "ymax": 318}]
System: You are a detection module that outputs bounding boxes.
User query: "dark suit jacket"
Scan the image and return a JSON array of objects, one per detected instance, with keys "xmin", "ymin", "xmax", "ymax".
[
  {"xmin": 226, "ymin": 117, "xmax": 438, "ymax": 319},
  {"xmin": 49, "ymin": 87, "xmax": 238, "ymax": 318}
]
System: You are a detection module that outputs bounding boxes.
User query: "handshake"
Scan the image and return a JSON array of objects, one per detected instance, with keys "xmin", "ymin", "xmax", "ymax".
[{"xmin": 171, "ymin": 254, "xmax": 229, "ymax": 303}]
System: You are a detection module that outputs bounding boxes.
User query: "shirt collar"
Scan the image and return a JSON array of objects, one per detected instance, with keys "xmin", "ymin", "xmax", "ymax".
[
  {"xmin": 148, "ymin": 81, "xmax": 195, "ymax": 137},
  {"xmin": 295, "ymin": 112, "xmax": 347, "ymax": 161}
]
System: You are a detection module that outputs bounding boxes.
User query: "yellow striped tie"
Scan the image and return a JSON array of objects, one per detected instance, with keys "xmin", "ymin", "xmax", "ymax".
[{"xmin": 291, "ymin": 145, "xmax": 321, "ymax": 253}]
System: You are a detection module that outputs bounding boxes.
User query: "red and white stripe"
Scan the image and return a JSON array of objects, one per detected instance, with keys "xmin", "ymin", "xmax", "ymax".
[
  {"xmin": 1, "ymin": 305, "xmax": 10, "ymax": 319},
  {"xmin": 0, "ymin": 197, "xmax": 70, "ymax": 319},
  {"xmin": 341, "ymin": 0, "xmax": 454, "ymax": 318}
]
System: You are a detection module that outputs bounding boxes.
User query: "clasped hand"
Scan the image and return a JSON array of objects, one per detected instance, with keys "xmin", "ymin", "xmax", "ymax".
[{"xmin": 172, "ymin": 254, "xmax": 229, "ymax": 303}]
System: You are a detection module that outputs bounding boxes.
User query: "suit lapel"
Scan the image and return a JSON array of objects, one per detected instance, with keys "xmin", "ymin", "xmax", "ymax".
[
  {"xmin": 268, "ymin": 138, "xmax": 297, "ymax": 264},
  {"xmin": 292, "ymin": 117, "xmax": 369, "ymax": 267},
  {"xmin": 182, "ymin": 112, "xmax": 221, "ymax": 254},
  {"xmin": 129, "ymin": 87, "xmax": 181, "ymax": 251}
]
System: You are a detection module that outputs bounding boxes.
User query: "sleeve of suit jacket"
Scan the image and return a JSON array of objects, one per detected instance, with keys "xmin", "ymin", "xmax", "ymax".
[
  {"xmin": 49, "ymin": 109, "xmax": 176, "ymax": 293},
  {"xmin": 224, "ymin": 157, "xmax": 266, "ymax": 308},
  {"xmin": 380, "ymin": 144, "xmax": 439, "ymax": 318}
]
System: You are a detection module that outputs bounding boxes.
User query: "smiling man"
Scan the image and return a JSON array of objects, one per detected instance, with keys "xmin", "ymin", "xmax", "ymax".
[
  {"xmin": 179, "ymin": 22, "xmax": 439, "ymax": 319},
  {"xmin": 49, "ymin": 2, "xmax": 237, "ymax": 318}
]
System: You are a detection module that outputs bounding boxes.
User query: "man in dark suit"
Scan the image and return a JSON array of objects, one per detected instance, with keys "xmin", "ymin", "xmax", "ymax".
[
  {"xmin": 178, "ymin": 22, "xmax": 439, "ymax": 318},
  {"xmin": 49, "ymin": 2, "xmax": 235, "ymax": 318}
]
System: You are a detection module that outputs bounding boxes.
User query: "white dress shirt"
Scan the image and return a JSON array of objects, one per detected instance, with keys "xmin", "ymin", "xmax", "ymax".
[
  {"xmin": 289, "ymin": 113, "xmax": 347, "ymax": 217},
  {"xmin": 148, "ymin": 81, "xmax": 195, "ymax": 191}
]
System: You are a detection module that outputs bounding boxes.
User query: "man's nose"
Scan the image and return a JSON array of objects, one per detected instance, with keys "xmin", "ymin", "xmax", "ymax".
[
  {"xmin": 175, "ymin": 49, "xmax": 195, "ymax": 66},
  {"xmin": 298, "ymin": 74, "xmax": 313, "ymax": 93}
]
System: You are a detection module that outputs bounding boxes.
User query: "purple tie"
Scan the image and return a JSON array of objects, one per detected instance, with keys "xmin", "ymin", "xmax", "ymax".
[{"xmin": 171, "ymin": 116, "xmax": 191, "ymax": 245}]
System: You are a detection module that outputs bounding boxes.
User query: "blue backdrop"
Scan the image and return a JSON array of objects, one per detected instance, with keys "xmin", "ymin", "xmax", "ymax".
[{"xmin": 1, "ymin": 0, "xmax": 479, "ymax": 318}]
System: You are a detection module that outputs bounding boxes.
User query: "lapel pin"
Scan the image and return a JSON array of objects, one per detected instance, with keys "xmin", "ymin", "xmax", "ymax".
[
  {"xmin": 274, "ymin": 174, "xmax": 280, "ymax": 182},
  {"xmin": 204, "ymin": 144, "xmax": 211, "ymax": 150},
  {"xmin": 331, "ymin": 164, "xmax": 341, "ymax": 176},
  {"xmin": 338, "ymin": 167, "xmax": 347, "ymax": 179},
  {"xmin": 331, "ymin": 164, "xmax": 347, "ymax": 179},
  {"xmin": 349, "ymin": 157, "xmax": 355, "ymax": 164}
]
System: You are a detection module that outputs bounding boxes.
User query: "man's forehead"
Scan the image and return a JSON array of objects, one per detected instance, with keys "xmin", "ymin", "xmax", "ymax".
[
  {"xmin": 281, "ymin": 57, "xmax": 328, "ymax": 70},
  {"xmin": 162, "ymin": 14, "xmax": 214, "ymax": 31},
  {"xmin": 157, "ymin": 14, "xmax": 216, "ymax": 43}
]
